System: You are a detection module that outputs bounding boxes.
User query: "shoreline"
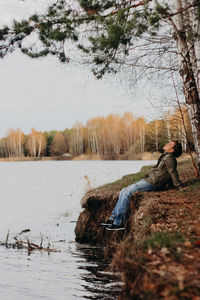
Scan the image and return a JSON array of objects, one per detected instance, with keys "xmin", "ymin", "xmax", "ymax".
[
  {"xmin": 0, "ymin": 152, "xmax": 192, "ymax": 162},
  {"xmin": 75, "ymin": 158, "xmax": 200, "ymax": 299},
  {"xmin": 0, "ymin": 156, "xmax": 72, "ymax": 162}
]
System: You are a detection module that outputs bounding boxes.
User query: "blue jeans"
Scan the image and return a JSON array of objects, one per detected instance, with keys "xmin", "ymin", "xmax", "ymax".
[{"xmin": 109, "ymin": 179, "xmax": 154, "ymax": 226}]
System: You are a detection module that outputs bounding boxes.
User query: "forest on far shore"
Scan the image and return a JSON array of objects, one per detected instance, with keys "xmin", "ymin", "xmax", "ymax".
[{"xmin": 0, "ymin": 107, "xmax": 194, "ymax": 160}]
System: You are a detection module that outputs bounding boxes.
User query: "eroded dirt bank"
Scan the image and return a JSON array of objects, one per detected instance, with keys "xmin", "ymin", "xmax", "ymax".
[{"xmin": 75, "ymin": 160, "xmax": 200, "ymax": 299}]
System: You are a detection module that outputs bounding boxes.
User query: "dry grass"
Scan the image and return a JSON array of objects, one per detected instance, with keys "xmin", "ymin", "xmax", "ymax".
[{"xmin": 72, "ymin": 154, "xmax": 101, "ymax": 160}]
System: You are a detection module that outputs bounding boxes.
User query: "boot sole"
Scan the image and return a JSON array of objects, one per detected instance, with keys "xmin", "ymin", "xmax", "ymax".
[{"xmin": 106, "ymin": 227, "xmax": 125, "ymax": 231}]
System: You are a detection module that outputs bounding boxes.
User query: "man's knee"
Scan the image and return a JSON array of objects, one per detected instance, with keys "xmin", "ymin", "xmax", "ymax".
[
  {"xmin": 120, "ymin": 186, "xmax": 135, "ymax": 200},
  {"xmin": 120, "ymin": 187, "xmax": 127, "ymax": 196}
]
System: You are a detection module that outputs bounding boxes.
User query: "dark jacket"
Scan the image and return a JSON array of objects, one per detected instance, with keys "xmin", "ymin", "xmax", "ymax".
[{"xmin": 146, "ymin": 153, "xmax": 182, "ymax": 190}]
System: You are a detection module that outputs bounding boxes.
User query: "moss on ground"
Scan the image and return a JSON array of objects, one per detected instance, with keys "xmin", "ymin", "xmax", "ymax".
[{"xmin": 143, "ymin": 231, "xmax": 185, "ymax": 250}]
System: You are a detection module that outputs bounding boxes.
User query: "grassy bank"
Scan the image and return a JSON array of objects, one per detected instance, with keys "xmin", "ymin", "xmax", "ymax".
[{"xmin": 75, "ymin": 159, "xmax": 200, "ymax": 299}]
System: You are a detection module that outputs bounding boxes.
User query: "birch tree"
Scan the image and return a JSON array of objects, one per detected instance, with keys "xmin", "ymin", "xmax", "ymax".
[
  {"xmin": 27, "ymin": 128, "xmax": 46, "ymax": 157},
  {"xmin": 37, "ymin": 131, "xmax": 47, "ymax": 157},
  {"xmin": 5, "ymin": 128, "xmax": 25, "ymax": 157},
  {"xmin": 87, "ymin": 118, "xmax": 100, "ymax": 155},
  {"xmin": 171, "ymin": 0, "xmax": 200, "ymax": 166},
  {"xmin": 27, "ymin": 128, "xmax": 37, "ymax": 157},
  {"xmin": 70, "ymin": 123, "xmax": 84, "ymax": 156}
]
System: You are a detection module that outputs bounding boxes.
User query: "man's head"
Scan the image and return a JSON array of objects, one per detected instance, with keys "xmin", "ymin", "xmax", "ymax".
[{"xmin": 163, "ymin": 140, "xmax": 182, "ymax": 158}]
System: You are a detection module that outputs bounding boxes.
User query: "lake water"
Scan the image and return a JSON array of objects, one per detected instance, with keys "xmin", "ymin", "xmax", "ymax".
[{"xmin": 0, "ymin": 160, "xmax": 154, "ymax": 300}]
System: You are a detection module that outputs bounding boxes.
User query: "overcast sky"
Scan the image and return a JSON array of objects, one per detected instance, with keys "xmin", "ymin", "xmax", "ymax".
[{"xmin": 0, "ymin": 0, "xmax": 164, "ymax": 137}]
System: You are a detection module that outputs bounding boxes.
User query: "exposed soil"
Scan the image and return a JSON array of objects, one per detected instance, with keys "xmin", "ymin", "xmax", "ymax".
[{"xmin": 75, "ymin": 159, "xmax": 200, "ymax": 299}]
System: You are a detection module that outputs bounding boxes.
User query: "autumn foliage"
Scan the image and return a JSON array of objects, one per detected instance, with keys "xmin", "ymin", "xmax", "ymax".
[{"xmin": 0, "ymin": 108, "xmax": 193, "ymax": 159}]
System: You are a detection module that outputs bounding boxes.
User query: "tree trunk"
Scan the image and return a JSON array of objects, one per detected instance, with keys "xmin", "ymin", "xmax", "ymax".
[
  {"xmin": 155, "ymin": 121, "xmax": 158, "ymax": 152},
  {"xmin": 38, "ymin": 135, "xmax": 42, "ymax": 157},
  {"xmin": 172, "ymin": 0, "xmax": 200, "ymax": 164},
  {"xmin": 166, "ymin": 120, "xmax": 171, "ymax": 142}
]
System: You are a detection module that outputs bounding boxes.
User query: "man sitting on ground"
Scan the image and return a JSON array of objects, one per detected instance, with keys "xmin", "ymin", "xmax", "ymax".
[{"xmin": 101, "ymin": 140, "xmax": 183, "ymax": 231}]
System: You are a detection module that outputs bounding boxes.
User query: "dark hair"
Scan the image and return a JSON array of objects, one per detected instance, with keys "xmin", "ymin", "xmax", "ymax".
[{"xmin": 172, "ymin": 140, "xmax": 182, "ymax": 157}]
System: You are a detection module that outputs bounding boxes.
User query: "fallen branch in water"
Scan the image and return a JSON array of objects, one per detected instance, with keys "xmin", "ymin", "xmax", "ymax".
[{"xmin": 0, "ymin": 230, "xmax": 60, "ymax": 254}]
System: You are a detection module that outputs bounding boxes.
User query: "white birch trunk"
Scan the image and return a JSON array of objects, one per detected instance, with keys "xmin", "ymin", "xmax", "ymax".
[
  {"xmin": 37, "ymin": 135, "xmax": 42, "ymax": 157},
  {"xmin": 155, "ymin": 121, "xmax": 158, "ymax": 152},
  {"xmin": 172, "ymin": 0, "xmax": 200, "ymax": 163},
  {"xmin": 32, "ymin": 136, "xmax": 36, "ymax": 157},
  {"xmin": 166, "ymin": 120, "xmax": 171, "ymax": 142},
  {"xmin": 186, "ymin": 0, "xmax": 200, "ymax": 92},
  {"xmin": 140, "ymin": 123, "xmax": 145, "ymax": 153},
  {"xmin": 143, "ymin": 125, "xmax": 145, "ymax": 153}
]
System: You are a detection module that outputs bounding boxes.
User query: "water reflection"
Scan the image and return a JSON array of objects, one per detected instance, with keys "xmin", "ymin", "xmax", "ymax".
[{"xmin": 73, "ymin": 244, "xmax": 121, "ymax": 299}]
